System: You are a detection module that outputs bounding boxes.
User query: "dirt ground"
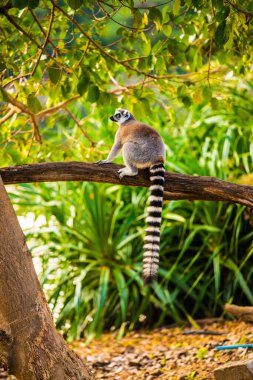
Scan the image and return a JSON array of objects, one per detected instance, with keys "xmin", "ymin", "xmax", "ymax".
[
  {"xmin": 71, "ymin": 320, "xmax": 253, "ymax": 380},
  {"xmin": 1, "ymin": 320, "xmax": 253, "ymax": 379}
]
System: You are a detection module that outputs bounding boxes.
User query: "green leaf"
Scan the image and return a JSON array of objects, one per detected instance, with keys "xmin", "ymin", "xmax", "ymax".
[
  {"xmin": 113, "ymin": 268, "xmax": 128, "ymax": 321},
  {"xmin": 173, "ymin": 0, "xmax": 180, "ymax": 16},
  {"xmin": 216, "ymin": 6, "xmax": 230, "ymax": 22},
  {"xmin": 163, "ymin": 24, "xmax": 172, "ymax": 37},
  {"xmin": 27, "ymin": 93, "xmax": 43, "ymax": 113},
  {"xmin": 48, "ymin": 63, "xmax": 62, "ymax": 85},
  {"xmin": 27, "ymin": 0, "xmax": 40, "ymax": 9},
  {"xmin": 77, "ymin": 75, "xmax": 90, "ymax": 96},
  {"xmin": 215, "ymin": 21, "xmax": 228, "ymax": 46},
  {"xmin": 212, "ymin": 0, "xmax": 225, "ymax": 11},
  {"xmin": 87, "ymin": 85, "xmax": 100, "ymax": 103},
  {"xmin": 202, "ymin": 85, "xmax": 212, "ymax": 101},
  {"xmin": 67, "ymin": 0, "xmax": 82, "ymax": 10},
  {"xmin": 12, "ymin": 0, "xmax": 28, "ymax": 9},
  {"xmin": 140, "ymin": 39, "xmax": 151, "ymax": 56}
]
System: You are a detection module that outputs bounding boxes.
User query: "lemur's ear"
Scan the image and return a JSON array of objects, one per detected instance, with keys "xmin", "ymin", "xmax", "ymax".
[{"xmin": 123, "ymin": 110, "xmax": 129, "ymax": 118}]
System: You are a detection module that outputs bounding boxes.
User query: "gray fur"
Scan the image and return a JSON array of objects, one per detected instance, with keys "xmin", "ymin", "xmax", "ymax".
[{"xmin": 97, "ymin": 108, "xmax": 165, "ymax": 283}]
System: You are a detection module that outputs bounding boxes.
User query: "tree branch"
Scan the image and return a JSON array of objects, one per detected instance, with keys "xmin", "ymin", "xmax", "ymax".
[
  {"xmin": 0, "ymin": 162, "xmax": 252, "ymax": 208},
  {"xmin": 0, "ymin": 107, "xmax": 15, "ymax": 125},
  {"xmin": 31, "ymin": 4, "xmax": 55, "ymax": 76},
  {"xmin": 36, "ymin": 95, "xmax": 80, "ymax": 118},
  {"xmin": 29, "ymin": 8, "xmax": 59, "ymax": 51},
  {"xmin": 1, "ymin": 89, "xmax": 42, "ymax": 143},
  {"xmin": 64, "ymin": 108, "xmax": 96, "ymax": 146}
]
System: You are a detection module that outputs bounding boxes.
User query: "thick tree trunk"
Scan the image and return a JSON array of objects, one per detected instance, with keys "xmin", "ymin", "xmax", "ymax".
[{"xmin": 0, "ymin": 177, "xmax": 94, "ymax": 380}]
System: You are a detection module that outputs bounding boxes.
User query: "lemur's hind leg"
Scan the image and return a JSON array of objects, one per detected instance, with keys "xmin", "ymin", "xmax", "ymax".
[
  {"xmin": 118, "ymin": 142, "xmax": 138, "ymax": 179},
  {"xmin": 118, "ymin": 166, "xmax": 138, "ymax": 179}
]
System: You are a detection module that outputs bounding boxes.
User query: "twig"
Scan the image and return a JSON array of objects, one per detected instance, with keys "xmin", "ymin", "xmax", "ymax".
[
  {"xmin": 2, "ymin": 9, "xmax": 41, "ymax": 49},
  {"xmin": 0, "ymin": 108, "xmax": 15, "ymax": 125},
  {"xmin": 64, "ymin": 108, "xmax": 96, "ymax": 146},
  {"xmin": 118, "ymin": 0, "xmax": 173, "ymax": 9},
  {"xmin": 225, "ymin": 0, "xmax": 253, "ymax": 16},
  {"xmin": 3, "ymin": 73, "xmax": 32, "ymax": 88},
  {"xmin": 36, "ymin": 95, "xmax": 80, "ymax": 118},
  {"xmin": 31, "ymin": 4, "xmax": 55, "ymax": 76},
  {"xmin": 29, "ymin": 8, "xmax": 58, "ymax": 51},
  {"xmin": 73, "ymin": 40, "xmax": 90, "ymax": 70},
  {"xmin": 98, "ymin": 2, "xmax": 150, "ymax": 31},
  {"xmin": 95, "ymin": 2, "xmax": 122, "ymax": 22},
  {"xmin": 2, "ymin": 89, "xmax": 42, "ymax": 143}
]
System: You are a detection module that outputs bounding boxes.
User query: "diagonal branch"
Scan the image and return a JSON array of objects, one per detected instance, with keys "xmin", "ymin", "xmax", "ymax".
[
  {"xmin": 0, "ymin": 162, "xmax": 252, "ymax": 208},
  {"xmin": 31, "ymin": 4, "xmax": 55, "ymax": 76},
  {"xmin": 36, "ymin": 95, "xmax": 80, "ymax": 118},
  {"xmin": 64, "ymin": 108, "xmax": 96, "ymax": 146},
  {"xmin": 1, "ymin": 89, "xmax": 41, "ymax": 143},
  {"xmin": 0, "ymin": 107, "xmax": 15, "ymax": 125},
  {"xmin": 29, "ymin": 8, "xmax": 58, "ymax": 51}
]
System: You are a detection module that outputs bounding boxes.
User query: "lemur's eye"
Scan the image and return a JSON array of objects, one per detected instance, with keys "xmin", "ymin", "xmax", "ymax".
[{"xmin": 115, "ymin": 113, "xmax": 121, "ymax": 119}]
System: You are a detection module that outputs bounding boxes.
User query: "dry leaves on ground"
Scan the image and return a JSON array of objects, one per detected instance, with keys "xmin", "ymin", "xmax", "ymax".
[{"xmin": 71, "ymin": 320, "xmax": 253, "ymax": 380}]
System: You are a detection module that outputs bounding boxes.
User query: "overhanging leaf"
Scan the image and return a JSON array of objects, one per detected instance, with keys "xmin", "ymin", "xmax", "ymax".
[
  {"xmin": 77, "ymin": 75, "xmax": 90, "ymax": 96},
  {"xmin": 67, "ymin": 0, "xmax": 82, "ymax": 10},
  {"xmin": 48, "ymin": 63, "xmax": 62, "ymax": 85},
  {"xmin": 27, "ymin": 93, "xmax": 43, "ymax": 113},
  {"xmin": 11, "ymin": 0, "xmax": 28, "ymax": 9},
  {"xmin": 27, "ymin": 0, "xmax": 40, "ymax": 9},
  {"xmin": 87, "ymin": 85, "xmax": 100, "ymax": 103}
]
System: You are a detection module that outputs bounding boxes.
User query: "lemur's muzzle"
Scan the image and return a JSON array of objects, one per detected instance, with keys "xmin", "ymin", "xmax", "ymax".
[{"xmin": 110, "ymin": 115, "xmax": 116, "ymax": 121}]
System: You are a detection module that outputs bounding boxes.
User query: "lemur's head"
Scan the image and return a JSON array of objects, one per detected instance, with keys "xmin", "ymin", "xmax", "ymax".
[{"xmin": 110, "ymin": 108, "xmax": 135, "ymax": 125}]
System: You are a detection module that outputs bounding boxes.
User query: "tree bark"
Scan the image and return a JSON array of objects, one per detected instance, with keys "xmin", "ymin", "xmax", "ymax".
[
  {"xmin": 214, "ymin": 360, "xmax": 253, "ymax": 380},
  {"xmin": 0, "ymin": 162, "xmax": 252, "ymax": 208},
  {"xmin": 224, "ymin": 304, "xmax": 253, "ymax": 322},
  {"xmin": 0, "ymin": 177, "xmax": 94, "ymax": 380}
]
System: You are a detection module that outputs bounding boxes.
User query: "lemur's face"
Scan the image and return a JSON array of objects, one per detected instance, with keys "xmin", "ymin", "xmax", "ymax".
[{"xmin": 110, "ymin": 108, "xmax": 131, "ymax": 124}]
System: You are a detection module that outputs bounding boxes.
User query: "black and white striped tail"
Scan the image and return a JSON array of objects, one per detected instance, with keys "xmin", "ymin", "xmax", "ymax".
[{"xmin": 143, "ymin": 162, "xmax": 165, "ymax": 284}]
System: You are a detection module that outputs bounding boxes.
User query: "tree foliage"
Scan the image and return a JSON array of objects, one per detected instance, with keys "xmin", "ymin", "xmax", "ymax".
[{"xmin": 0, "ymin": 0, "xmax": 252, "ymax": 164}]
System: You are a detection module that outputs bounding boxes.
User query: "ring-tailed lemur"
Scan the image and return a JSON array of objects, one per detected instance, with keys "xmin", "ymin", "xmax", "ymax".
[{"xmin": 97, "ymin": 108, "xmax": 165, "ymax": 284}]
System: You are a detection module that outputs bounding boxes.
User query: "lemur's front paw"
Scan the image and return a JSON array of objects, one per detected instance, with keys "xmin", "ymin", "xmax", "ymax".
[{"xmin": 96, "ymin": 159, "xmax": 109, "ymax": 165}]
